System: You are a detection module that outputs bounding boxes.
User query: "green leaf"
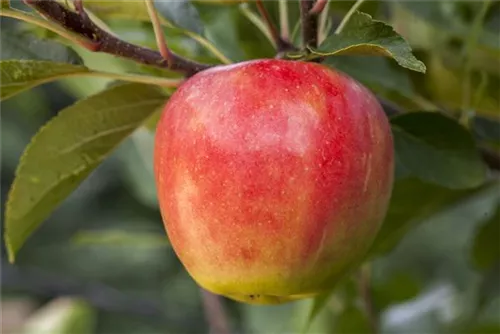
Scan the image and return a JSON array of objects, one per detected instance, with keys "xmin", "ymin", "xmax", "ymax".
[
  {"xmin": 302, "ymin": 276, "xmax": 355, "ymax": 333},
  {"xmin": 154, "ymin": 0, "xmax": 204, "ymax": 35},
  {"xmin": 0, "ymin": 60, "xmax": 181, "ymax": 101},
  {"xmin": 372, "ymin": 272, "xmax": 421, "ymax": 310},
  {"xmin": 143, "ymin": 109, "xmax": 162, "ymax": 132},
  {"xmin": 302, "ymin": 291, "xmax": 333, "ymax": 334},
  {"xmin": 476, "ymin": 262, "xmax": 500, "ymax": 313},
  {"xmin": 196, "ymin": 5, "xmax": 246, "ymax": 61},
  {"xmin": 0, "ymin": 29, "xmax": 82, "ymax": 63},
  {"xmin": 466, "ymin": 323, "xmax": 500, "ymax": 334},
  {"xmin": 391, "ymin": 112, "xmax": 487, "ymax": 189},
  {"xmin": 471, "ymin": 206, "xmax": 500, "ymax": 270},
  {"xmin": 0, "ymin": 60, "xmax": 89, "ymax": 101},
  {"xmin": 325, "ymin": 56, "xmax": 414, "ymax": 97},
  {"xmin": 472, "ymin": 116, "xmax": 500, "ymax": 148},
  {"xmin": 194, "ymin": 3, "xmax": 274, "ymax": 62},
  {"xmin": 311, "ymin": 11, "xmax": 426, "ymax": 73},
  {"xmin": 334, "ymin": 305, "xmax": 371, "ymax": 334},
  {"xmin": 369, "ymin": 178, "xmax": 495, "ymax": 256},
  {"xmin": 4, "ymin": 83, "xmax": 167, "ymax": 263}
]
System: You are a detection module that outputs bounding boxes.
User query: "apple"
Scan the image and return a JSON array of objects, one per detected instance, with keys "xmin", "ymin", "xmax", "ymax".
[{"xmin": 154, "ymin": 59, "xmax": 394, "ymax": 304}]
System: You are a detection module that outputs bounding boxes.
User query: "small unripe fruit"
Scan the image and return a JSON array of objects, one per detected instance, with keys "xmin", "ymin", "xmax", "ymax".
[{"xmin": 154, "ymin": 59, "xmax": 394, "ymax": 304}]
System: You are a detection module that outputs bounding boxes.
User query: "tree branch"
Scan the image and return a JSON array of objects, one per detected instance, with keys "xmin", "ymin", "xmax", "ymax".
[
  {"xmin": 22, "ymin": 0, "xmax": 211, "ymax": 77},
  {"xmin": 200, "ymin": 289, "xmax": 231, "ymax": 334},
  {"xmin": 300, "ymin": 0, "xmax": 318, "ymax": 48}
]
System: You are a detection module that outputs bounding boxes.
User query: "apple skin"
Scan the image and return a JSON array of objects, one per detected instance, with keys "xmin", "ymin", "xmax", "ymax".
[{"xmin": 154, "ymin": 59, "xmax": 394, "ymax": 304}]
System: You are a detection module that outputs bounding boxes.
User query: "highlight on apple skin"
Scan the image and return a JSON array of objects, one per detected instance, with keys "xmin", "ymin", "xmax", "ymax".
[{"xmin": 154, "ymin": 59, "xmax": 394, "ymax": 305}]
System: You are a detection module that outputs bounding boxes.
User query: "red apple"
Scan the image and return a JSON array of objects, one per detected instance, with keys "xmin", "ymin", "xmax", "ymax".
[{"xmin": 154, "ymin": 59, "xmax": 394, "ymax": 304}]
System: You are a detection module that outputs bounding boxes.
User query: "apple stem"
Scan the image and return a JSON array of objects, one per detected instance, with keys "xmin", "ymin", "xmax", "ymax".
[
  {"xmin": 22, "ymin": 0, "xmax": 212, "ymax": 77},
  {"xmin": 255, "ymin": 0, "xmax": 296, "ymax": 53},
  {"xmin": 299, "ymin": 0, "xmax": 319, "ymax": 48},
  {"xmin": 200, "ymin": 289, "xmax": 232, "ymax": 334}
]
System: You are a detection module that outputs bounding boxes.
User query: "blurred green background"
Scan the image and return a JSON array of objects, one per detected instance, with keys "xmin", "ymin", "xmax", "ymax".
[{"xmin": 1, "ymin": 1, "xmax": 499, "ymax": 333}]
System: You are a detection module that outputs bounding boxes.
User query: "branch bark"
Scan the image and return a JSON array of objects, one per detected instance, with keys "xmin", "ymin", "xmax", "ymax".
[
  {"xmin": 300, "ymin": 0, "xmax": 318, "ymax": 48},
  {"xmin": 23, "ymin": 0, "xmax": 211, "ymax": 77}
]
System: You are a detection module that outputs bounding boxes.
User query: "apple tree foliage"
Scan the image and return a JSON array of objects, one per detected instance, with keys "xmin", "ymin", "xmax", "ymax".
[{"xmin": 1, "ymin": 0, "xmax": 499, "ymax": 333}]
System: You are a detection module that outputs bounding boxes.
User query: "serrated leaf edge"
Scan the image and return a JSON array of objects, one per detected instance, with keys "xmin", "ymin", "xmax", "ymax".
[
  {"xmin": 311, "ymin": 11, "xmax": 426, "ymax": 73},
  {"xmin": 0, "ymin": 60, "xmax": 90, "ymax": 101},
  {"xmin": 4, "ymin": 84, "xmax": 167, "ymax": 262}
]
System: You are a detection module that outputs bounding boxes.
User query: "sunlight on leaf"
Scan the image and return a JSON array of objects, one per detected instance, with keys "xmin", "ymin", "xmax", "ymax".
[
  {"xmin": 311, "ymin": 11, "xmax": 426, "ymax": 73},
  {"xmin": 0, "ymin": 60, "xmax": 181, "ymax": 101},
  {"xmin": 0, "ymin": 60, "xmax": 89, "ymax": 101},
  {"xmin": 1, "ymin": 0, "xmax": 10, "ymax": 9}
]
